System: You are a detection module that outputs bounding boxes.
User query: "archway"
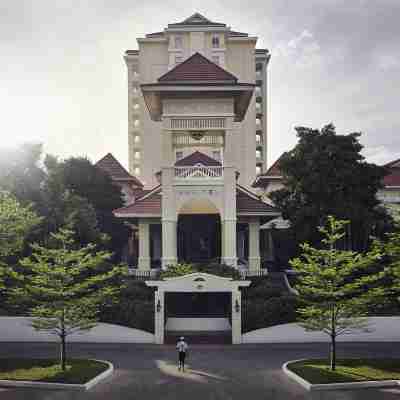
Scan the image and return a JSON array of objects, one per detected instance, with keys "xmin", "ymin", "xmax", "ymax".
[{"xmin": 177, "ymin": 198, "xmax": 221, "ymax": 264}]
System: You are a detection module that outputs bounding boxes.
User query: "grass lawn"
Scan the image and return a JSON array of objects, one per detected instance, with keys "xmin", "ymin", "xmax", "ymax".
[
  {"xmin": 287, "ymin": 359, "xmax": 400, "ymax": 384},
  {"xmin": 0, "ymin": 359, "xmax": 108, "ymax": 384}
]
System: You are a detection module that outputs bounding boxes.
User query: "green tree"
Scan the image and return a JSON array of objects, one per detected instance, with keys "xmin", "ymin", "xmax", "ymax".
[
  {"xmin": 13, "ymin": 229, "xmax": 127, "ymax": 370},
  {"xmin": 290, "ymin": 216, "xmax": 383, "ymax": 370},
  {"xmin": 270, "ymin": 124, "xmax": 389, "ymax": 252},
  {"xmin": 0, "ymin": 193, "xmax": 41, "ymax": 288},
  {"xmin": 44, "ymin": 156, "xmax": 128, "ymax": 257}
]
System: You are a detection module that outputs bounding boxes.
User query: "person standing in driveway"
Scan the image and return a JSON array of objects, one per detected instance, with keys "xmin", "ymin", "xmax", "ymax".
[{"xmin": 176, "ymin": 336, "xmax": 189, "ymax": 371}]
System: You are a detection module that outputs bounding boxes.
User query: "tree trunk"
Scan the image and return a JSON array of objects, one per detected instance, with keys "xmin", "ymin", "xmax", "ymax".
[
  {"xmin": 60, "ymin": 334, "xmax": 66, "ymax": 371},
  {"xmin": 330, "ymin": 334, "xmax": 336, "ymax": 371}
]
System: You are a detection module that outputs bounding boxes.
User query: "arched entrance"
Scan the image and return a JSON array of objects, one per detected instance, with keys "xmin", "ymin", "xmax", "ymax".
[
  {"xmin": 177, "ymin": 198, "xmax": 221, "ymax": 264},
  {"xmin": 146, "ymin": 273, "xmax": 251, "ymax": 345}
]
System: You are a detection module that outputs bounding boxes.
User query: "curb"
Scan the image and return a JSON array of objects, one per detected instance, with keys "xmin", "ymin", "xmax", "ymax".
[
  {"xmin": 282, "ymin": 359, "xmax": 400, "ymax": 391},
  {"xmin": 0, "ymin": 359, "xmax": 113, "ymax": 391}
]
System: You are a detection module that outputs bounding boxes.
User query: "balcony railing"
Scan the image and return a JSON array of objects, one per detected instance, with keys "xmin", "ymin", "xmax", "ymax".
[
  {"xmin": 174, "ymin": 166, "xmax": 223, "ymax": 179},
  {"xmin": 170, "ymin": 118, "xmax": 225, "ymax": 130}
]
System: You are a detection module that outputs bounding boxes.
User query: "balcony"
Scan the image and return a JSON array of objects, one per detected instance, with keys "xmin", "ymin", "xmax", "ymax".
[{"xmin": 174, "ymin": 166, "xmax": 223, "ymax": 181}]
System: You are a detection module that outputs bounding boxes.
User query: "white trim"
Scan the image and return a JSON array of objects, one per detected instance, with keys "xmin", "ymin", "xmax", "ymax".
[
  {"xmin": 141, "ymin": 84, "xmax": 254, "ymax": 92},
  {"xmin": 227, "ymin": 36, "xmax": 258, "ymax": 42},
  {"xmin": 282, "ymin": 360, "xmax": 400, "ymax": 391},
  {"xmin": 115, "ymin": 213, "xmax": 161, "ymax": 218},
  {"xmin": 137, "ymin": 38, "xmax": 168, "ymax": 43},
  {"xmin": 0, "ymin": 360, "xmax": 113, "ymax": 391}
]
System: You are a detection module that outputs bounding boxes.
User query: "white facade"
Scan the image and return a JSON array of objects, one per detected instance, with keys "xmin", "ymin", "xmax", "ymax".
[{"xmin": 125, "ymin": 14, "xmax": 270, "ymax": 188}]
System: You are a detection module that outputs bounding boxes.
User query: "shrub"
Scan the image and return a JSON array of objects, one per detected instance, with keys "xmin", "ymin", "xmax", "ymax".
[{"xmin": 100, "ymin": 279, "xmax": 154, "ymax": 333}]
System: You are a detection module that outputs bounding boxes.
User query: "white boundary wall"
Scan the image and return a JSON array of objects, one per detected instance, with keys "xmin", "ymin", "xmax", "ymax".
[
  {"xmin": 0, "ymin": 317, "xmax": 154, "ymax": 343},
  {"xmin": 243, "ymin": 317, "xmax": 400, "ymax": 343}
]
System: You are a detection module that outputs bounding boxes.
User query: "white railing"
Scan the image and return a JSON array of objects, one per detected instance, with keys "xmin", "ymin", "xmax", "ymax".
[
  {"xmin": 128, "ymin": 268, "xmax": 160, "ymax": 279},
  {"xmin": 174, "ymin": 166, "xmax": 223, "ymax": 179},
  {"xmin": 173, "ymin": 133, "xmax": 224, "ymax": 147},
  {"xmin": 239, "ymin": 269, "xmax": 269, "ymax": 279},
  {"xmin": 170, "ymin": 118, "xmax": 225, "ymax": 130}
]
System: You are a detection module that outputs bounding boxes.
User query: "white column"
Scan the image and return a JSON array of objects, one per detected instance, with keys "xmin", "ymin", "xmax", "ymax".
[
  {"xmin": 154, "ymin": 290, "xmax": 165, "ymax": 344},
  {"xmin": 231, "ymin": 290, "xmax": 242, "ymax": 344},
  {"xmin": 161, "ymin": 160, "xmax": 177, "ymax": 269},
  {"xmin": 138, "ymin": 220, "xmax": 151, "ymax": 270},
  {"xmin": 223, "ymin": 219, "xmax": 237, "ymax": 266},
  {"xmin": 162, "ymin": 220, "xmax": 177, "ymax": 269},
  {"xmin": 222, "ymin": 165, "xmax": 237, "ymax": 267},
  {"xmin": 249, "ymin": 219, "xmax": 261, "ymax": 272}
]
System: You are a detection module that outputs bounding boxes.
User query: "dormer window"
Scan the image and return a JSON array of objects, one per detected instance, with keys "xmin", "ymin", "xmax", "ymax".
[
  {"xmin": 174, "ymin": 35, "xmax": 183, "ymax": 49},
  {"xmin": 212, "ymin": 35, "xmax": 220, "ymax": 48}
]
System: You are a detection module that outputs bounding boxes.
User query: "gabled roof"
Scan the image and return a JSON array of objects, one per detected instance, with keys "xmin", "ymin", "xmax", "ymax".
[
  {"xmin": 252, "ymin": 154, "xmax": 285, "ymax": 188},
  {"xmin": 96, "ymin": 153, "xmax": 143, "ymax": 187},
  {"xmin": 158, "ymin": 52, "xmax": 238, "ymax": 83},
  {"xmin": 113, "ymin": 184, "xmax": 279, "ymax": 218},
  {"xmin": 168, "ymin": 13, "xmax": 226, "ymax": 27},
  {"xmin": 236, "ymin": 186, "xmax": 279, "ymax": 216},
  {"xmin": 383, "ymin": 158, "xmax": 400, "ymax": 187},
  {"xmin": 175, "ymin": 151, "xmax": 221, "ymax": 167},
  {"xmin": 113, "ymin": 186, "xmax": 162, "ymax": 217}
]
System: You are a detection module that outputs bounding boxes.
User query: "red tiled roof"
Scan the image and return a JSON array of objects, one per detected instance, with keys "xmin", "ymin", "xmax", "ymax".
[
  {"xmin": 96, "ymin": 153, "xmax": 143, "ymax": 187},
  {"xmin": 114, "ymin": 186, "xmax": 162, "ymax": 216},
  {"xmin": 175, "ymin": 151, "xmax": 221, "ymax": 167},
  {"xmin": 383, "ymin": 158, "xmax": 400, "ymax": 187},
  {"xmin": 158, "ymin": 52, "xmax": 238, "ymax": 83},
  {"xmin": 236, "ymin": 186, "xmax": 278, "ymax": 215},
  {"xmin": 114, "ymin": 184, "xmax": 278, "ymax": 217},
  {"xmin": 251, "ymin": 154, "xmax": 285, "ymax": 188},
  {"xmin": 169, "ymin": 13, "xmax": 226, "ymax": 27}
]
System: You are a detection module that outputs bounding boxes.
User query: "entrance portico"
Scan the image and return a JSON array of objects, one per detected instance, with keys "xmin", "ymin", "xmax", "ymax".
[{"xmin": 146, "ymin": 272, "xmax": 251, "ymax": 344}]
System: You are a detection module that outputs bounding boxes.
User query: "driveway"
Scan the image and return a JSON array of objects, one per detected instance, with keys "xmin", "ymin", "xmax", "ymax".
[{"xmin": 1, "ymin": 342, "xmax": 400, "ymax": 399}]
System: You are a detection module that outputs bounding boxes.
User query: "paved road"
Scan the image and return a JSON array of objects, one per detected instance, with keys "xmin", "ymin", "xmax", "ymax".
[{"xmin": 1, "ymin": 342, "xmax": 400, "ymax": 399}]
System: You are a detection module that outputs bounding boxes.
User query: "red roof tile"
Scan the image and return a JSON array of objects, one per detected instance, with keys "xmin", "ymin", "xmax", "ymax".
[
  {"xmin": 114, "ymin": 184, "xmax": 278, "ymax": 217},
  {"xmin": 175, "ymin": 151, "xmax": 221, "ymax": 167},
  {"xmin": 96, "ymin": 153, "xmax": 143, "ymax": 187},
  {"xmin": 383, "ymin": 158, "xmax": 400, "ymax": 187},
  {"xmin": 236, "ymin": 186, "xmax": 278, "ymax": 215},
  {"xmin": 114, "ymin": 186, "xmax": 162, "ymax": 216},
  {"xmin": 251, "ymin": 154, "xmax": 285, "ymax": 188},
  {"xmin": 158, "ymin": 52, "xmax": 238, "ymax": 83}
]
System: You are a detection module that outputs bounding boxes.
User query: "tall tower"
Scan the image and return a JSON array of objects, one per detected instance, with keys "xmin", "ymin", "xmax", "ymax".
[{"xmin": 124, "ymin": 13, "xmax": 270, "ymax": 188}]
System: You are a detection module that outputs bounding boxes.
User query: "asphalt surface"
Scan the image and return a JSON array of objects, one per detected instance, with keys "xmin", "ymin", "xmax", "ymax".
[{"xmin": 1, "ymin": 342, "xmax": 400, "ymax": 399}]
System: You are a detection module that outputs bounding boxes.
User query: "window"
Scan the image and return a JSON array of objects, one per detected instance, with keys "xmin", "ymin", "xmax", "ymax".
[
  {"xmin": 174, "ymin": 35, "xmax": 183, "ymax": 49},
  {"xmin": 256, "ymin": 102, "xmax": 261, "ymax": 111},
  {"xmin": 256, "ymin": 134, "xmax": 261, "ymax": 143},
  {"xmin": 212, "ymin": 55, "xmax": 219, "ymax": 65},
  {"xmin": 134, "ymin": 167, "xmax": 140, "ymax": 176},
  {"xmin": 256, "ymin": 118, "xmax": 261, "ymax": 126},
  {"xmin": 175, "ymin": 55, "xmax": 183, "ymax": 65},
  {"xmin": 256, "ymin": 149, "xmax": 262, "ymax": 159},
  {"xmin": 176, "ymin": 151, "xmax": 183, "ymax": 161},
  {"xmin": 256, "ymin": 63, "xmax": 263, "ymax": 71},
  {"xmin": 256, "ymin": 166, "xmax": 261, "ymax": 175},
  {"xmin": 255, "ymin": 87, "xmax": 261, "ymax": 96},
  {"xmin": 134, "ymin": 151, "xmax": 141, "ymax": 160},
  {"xmin": 212, "ymin": 35, "xmax": 220, "ymax": 48},
  {"xmin": 212, "ymin": 150, "xmax": 221, "ymax": 161}
]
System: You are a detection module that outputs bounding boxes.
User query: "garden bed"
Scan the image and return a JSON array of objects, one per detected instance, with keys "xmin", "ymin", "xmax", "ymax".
[
  {"xmin": 0, "ymin": 358, "xmax": 109, "ymax": 384},
  {"xmin": 286, "ymin": 358, "xmax": 400, "ymax": 384}
]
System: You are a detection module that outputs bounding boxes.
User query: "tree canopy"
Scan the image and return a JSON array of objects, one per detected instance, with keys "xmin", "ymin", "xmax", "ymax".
[
  {"xmin": 13, "ymin": 228, "xmax": 127, "ymax": 370},
  {"xmin": 290, "ymin": 216, "xmax": 384, "ymax": 370},
  {"xmin": 270, "ymin": 124, "xmax": 389, "ymax": 251}
]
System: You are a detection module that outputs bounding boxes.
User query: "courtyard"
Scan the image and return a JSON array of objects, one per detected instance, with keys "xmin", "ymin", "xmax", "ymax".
[{"xmin": 1, "ymin": 342, "xmax": 400, "ymax": 399}]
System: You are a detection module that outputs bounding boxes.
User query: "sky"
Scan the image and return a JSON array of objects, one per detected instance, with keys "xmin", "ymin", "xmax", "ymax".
[{"xmin": 1, "ymin": 0, "xmax": 399, "ymax": 169}]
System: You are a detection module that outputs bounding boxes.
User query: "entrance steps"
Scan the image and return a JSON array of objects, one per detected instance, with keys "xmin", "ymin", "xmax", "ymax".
[{"xmin": 165, "ymin": 317, "xmax": 231, "ymax": 332}]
